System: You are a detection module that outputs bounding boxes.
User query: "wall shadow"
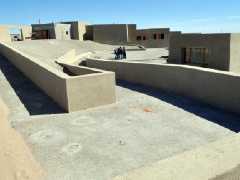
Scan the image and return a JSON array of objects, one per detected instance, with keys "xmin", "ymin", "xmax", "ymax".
[
  {"xmin": 117, "ymin": 80, "xmax": 240, "ymax": 133},
  {"xmin": 0, "ymin": 56, "xmax": 65, "ymax": 115}
]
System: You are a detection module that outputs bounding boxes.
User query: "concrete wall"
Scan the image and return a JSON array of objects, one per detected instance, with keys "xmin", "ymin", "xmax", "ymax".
[
  {"xmin": 113, "ymin": 133, "xmax": 240, "ymax": 180},
  {"xmin": 64, "ymin": 64, "xmax": 116, "ymax": 112},
  {"xmin": 85, "ymin": 25, "xmax": 94, "ymax": 40},
  {"xmin": 86, "ymin": 58, "xmax": 240, "ymax": 114},
  {"xmin": 127, "ymin": 24, "xmax": 137, "ymax": 44},
  {"xmin": 32, "ymin": 23, "xmax": 71, "ymax": 40},
  {"xmin": 20, "ymin": 25, "xmax": 32, "ymax": 40},
  {"xmin": 0, "ymin": 42, "xmax": 69, "ymax": 110},
  {"xmin": 60, "ymin": 63, "xmax": 116, "ymax": 112},
  {"xmin": 0, "ymin": 98, "xmax": 44, "ymax": 180},
  {"xmin": 136, "ymin": 28, "xmax": 170, "ymax": 48},
  {"xmin": 230, "ymin": 34, "xmax": 240, "ymax": 73},
  {"xmin": 169, "ymin": 33, "xmax": 231, "ymax": 71},
  {"xmin": 54, "ymin": 24, "xmax": 71, "ymax": 40},
  {"xmin": 32, "ymin": 23, "xmax": 56, "ymax": 39},
  {"xmin": 77, "ymin": 22, "xmax": 88, "ymax": 41},
  {"xmin": 0, "ymin": 26, "xmax": 11, "ymax": 42},
  {"xmin": 0, "ymin": 25, "xmax": 32, "ymax": 42},
  {"xmin": 0, "ymin": 43, "xmax": 116, "ymax": 112},
  {"xmin": 92, "ymin": 24, "xmax": 136, "ymax": 44},
  {"xmin": 61, "ymin": 21, "xmax": 88, "ymax": 41}
]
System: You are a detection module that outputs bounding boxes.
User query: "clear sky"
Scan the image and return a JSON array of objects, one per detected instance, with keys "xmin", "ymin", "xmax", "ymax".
[{"xmin": 1, "ymin": 0, "xmax": 240, "ymax": 33}]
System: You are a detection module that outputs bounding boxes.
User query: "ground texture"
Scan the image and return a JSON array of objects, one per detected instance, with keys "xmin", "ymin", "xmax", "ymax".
[{"xmin": 0, "ymin": 53, "xmax": 239, "ymax": 180}]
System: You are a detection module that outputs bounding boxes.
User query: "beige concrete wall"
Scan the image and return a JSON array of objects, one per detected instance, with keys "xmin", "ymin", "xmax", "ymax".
[
  {"xmin": 127, "ymin": 24, "xmax": 137, "ymax": 43},
  {"xmin": 0, "ymin": 98, "xmax": 45, "ymax": 180},
  {"xmin": 20, "ymin": 25, "xmax": 32, "ymax": 40},
  {"xmin": 136, "ymin": 28, "xmax": 170, "ymax": 48},
  {"xmin": 168, "ymin": 33, "xmax": 231, "ymax": 71},
  {"xmin": 0, "ymin": 25, "xmax": 32, "ymax": 42},
  {"xmin": 62, "ymin": 21, "xmax": 79, "ymax": 40},
  {"xmin": 61, "ymin": 64, "xmax": 116, "ymax": 111},
  {"xmin": 86, "ymin": 58, "xmax": 240, "ymax": 114},
  {"xmin": 61, "ymin": 21, "xmax": 88, "ymax": 41},
  {"xmin": 77, "ymin": 22, "xmax": 88, "ymax": 41},
  {"xmin": 54, "ymin": 24, "xmax": 71, "ymax": 40},
  {"xmin": 113, "ymin": 133, "xmax": 240, "ymax": 180},
  {"xmin": 66, "ymin": 68, "xmax": 116, "ymax": 112},
  {"xmin": 0, "ymin": 43, "xmax": 116, "ymax": 112},
  {"xmin": 230, "ymin": 34, "xmax": 240, "ymax": 73},
  {"xmin": 0, "ymin": 26, "xmax": 11, "ymax": 42},
  {"xmin": 92, "ymin": 24, "xmax": 136, "ymax": 44},
  {"xmin": 0, "ymin": 42, "xmax": 69, "ymax": 111},
  {"xmin": 63, "ymin": 63, "xmax": 101, "ymax": 75}
]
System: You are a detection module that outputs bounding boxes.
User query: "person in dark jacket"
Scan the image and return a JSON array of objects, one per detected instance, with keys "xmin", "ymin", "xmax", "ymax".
[
  {"xmin": 122, "ymin": 47, "xmax": 127, "ymax": 59},
  {"xmin": 118, "ymin": 47, "xmax": 123, "ymax": 59},
  {"xmin": 114, "ymin": 49, "xmax": 118, "ymax": 59}
]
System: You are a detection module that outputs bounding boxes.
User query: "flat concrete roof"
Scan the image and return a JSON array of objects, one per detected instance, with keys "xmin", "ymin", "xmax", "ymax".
[
  {"xmin": 93, "ymin": 48, "xmax": 168, "ymax": 64},
  {"xmin": 5, "ymin": 40, "xmax": 115, "ymax": 72},
  {"xmin": 0, "ymin": 53, "xmax": 239, "ymax": 180},
  {"xmin": 5, "ymin": 40, "xmax": 168, "ymax": 72}
]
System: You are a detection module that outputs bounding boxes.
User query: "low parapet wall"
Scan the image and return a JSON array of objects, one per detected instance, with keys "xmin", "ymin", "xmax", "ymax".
[
  {"xmin": 0, "ymin": 43, "xmax": 116, "ymax": 112},
  {"xmin": 63, "ymin": 64, "xmax": 116, "ymax": 112},
  {"xmin": 86, "ymin": 58, "xmax": 240, "ymax": 114},
  {"xmin": 0, "ymin": 98, "xmax": 44, "ymax": 180},
  {"xmin": 113, "ymin": 133, "xmax": 240, "ymax": 180},
  {"xmin": 0, "ymin": 42, "xmax": 69, "ymax": 111}
]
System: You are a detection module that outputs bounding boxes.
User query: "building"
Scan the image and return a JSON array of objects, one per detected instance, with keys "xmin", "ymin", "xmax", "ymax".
[
  {"xmin": 32, "ymin": 23, "xmax": 71, "ymax": 40},
  {"xmin": 89, "ymin": 24, "xmax": 137, "ymax": 44},
  {"xmin": 168, "ymin": 32, "xmax": 240, "ymax": 73},
  {"xmin": 136, "ymin": 28, "xmax": 170, "ymax": 48},
  {"xmin": 30, "ymin": 22, "xmax": 173, "ymax": 48},
  {"xmin": 61, "ymin": 21, "xmax": 89, "ymax": 41},
  {"xmin": 0, "ymin": 25, "xmax": 32, "ymax": 42}
]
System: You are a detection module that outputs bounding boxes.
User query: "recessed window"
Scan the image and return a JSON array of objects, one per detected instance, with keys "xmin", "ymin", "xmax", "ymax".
[
  {"xmin": 160, "ymin": 33, "xmax": 165, "ymax": 39},
  {"xmin": 153, "ymin": 34, "xmax": 157, "ymax": 40},
  {"xmin": 143, "ymin": 36, "xmax": 146, "ymax": 40},
  {"xmin": 136, "ymin": 36, "xmax": 142, "ymax": 41},
  {"xmin": 182, "ymin": 47, "xmax": 208, "ymax": 65}
]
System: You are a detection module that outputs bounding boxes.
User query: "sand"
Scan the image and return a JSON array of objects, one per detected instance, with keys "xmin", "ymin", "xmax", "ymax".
[{"xmin": 0, "ymin": 99, "xmax": 44, "ymax": 180}]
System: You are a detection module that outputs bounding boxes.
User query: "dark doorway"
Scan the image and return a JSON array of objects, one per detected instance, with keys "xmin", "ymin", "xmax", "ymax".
[{"xmin": 181, "ymin": 48, "xmax": 187, "ymax": 64}]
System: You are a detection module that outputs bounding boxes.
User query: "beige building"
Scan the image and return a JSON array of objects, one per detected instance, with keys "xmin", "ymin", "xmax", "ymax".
[
  {"xmin": 89, "ymin": 24, "xmax": 137, "ymax": 44},
  {"xmin": 168, "ymin": 32, "xmax": 240, "ymax": 73},
  {"xmin": 32, "ymin": 23, "xmax": 71, "ymax": 40},
  {"xmin": 0, "ymin": 25, "xmax": 32, "ymax": 42},
  {"xmin": 136, "ymin": 28, "xmax": 170, "ymax": 48},
  {"xmin": 61, "ymin": 21, "xmax": 89, "ymax": 41}
]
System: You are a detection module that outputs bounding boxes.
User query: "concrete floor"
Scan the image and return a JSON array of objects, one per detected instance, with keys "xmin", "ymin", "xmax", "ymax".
[
  {"xmin": 93, "ymin": 48, "xmax": 168, "ymax": 64},
  {"xmin": 0, "ymin": 55, "xmax": 240, "ymax": 180},
  {"xmin": 6, "ymin": 40, "xmax": 168, "ymax": 72}
]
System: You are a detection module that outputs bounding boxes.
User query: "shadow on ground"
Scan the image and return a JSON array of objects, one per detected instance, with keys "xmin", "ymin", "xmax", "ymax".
[
  {"xmin": 117, "ymin": 80, "xmax": 240, "ymax": 133},
  {"xmin": 0, "ymin": 56, "xmax": 65, "ymax": 115}
]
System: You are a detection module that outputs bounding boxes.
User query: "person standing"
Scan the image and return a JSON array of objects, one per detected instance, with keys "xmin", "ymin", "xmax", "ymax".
[
  {"xmin": 119, "ymin": 47, "xmax": 123, "ymax": 59},
  {"xmin": 114, "ymin": 49, "xmax": 118, "ymax": 60},
  {"xmin": 116, "ymin": 47, "xmax": 120, "ymax": 60},
  {"xmin": 122, "ymin": 47, "xmax": 127, "ymax": 59}
]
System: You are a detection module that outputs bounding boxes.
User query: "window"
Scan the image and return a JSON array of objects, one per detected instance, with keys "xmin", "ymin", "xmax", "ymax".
[
  {"xmin": 182, "ymin": 47, "xmax": 209, "ymax": 65},
  {"xmin": 159, "ymin": 33, "xmax": 165, "ymax": 39},
  {"xmin": 153, "ymin": 34, "xmax": 157, "ymax": 40},
  {"xmin": 136, "ymin": 36, "xmax": 142, "ymax": 41},
  {"xmin": 66, "ymin": 31, "xmax": 69, "ymax": 35},
  {"xmin": 143, "ymin": 36, "xmax": 146, "ymax": 40}
]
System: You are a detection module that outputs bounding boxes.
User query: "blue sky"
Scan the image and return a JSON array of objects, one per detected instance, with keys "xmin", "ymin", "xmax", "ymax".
[{"xmin": 1, "ymin": 0, "xmax": 240, "ymax": 33}]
